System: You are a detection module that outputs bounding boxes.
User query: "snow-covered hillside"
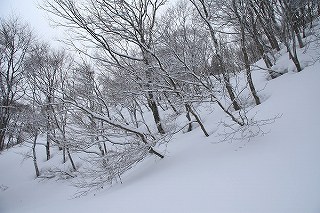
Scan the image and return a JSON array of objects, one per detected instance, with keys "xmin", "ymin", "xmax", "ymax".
[{"xmin": 1, "ymin": 21, "xmax": 320, "ymax": 213}]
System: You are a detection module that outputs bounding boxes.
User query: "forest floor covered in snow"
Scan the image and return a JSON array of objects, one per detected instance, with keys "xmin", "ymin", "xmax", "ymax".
[{"xmin": 1, "ymin": 23, "xmax": 320, "ymax": 213}]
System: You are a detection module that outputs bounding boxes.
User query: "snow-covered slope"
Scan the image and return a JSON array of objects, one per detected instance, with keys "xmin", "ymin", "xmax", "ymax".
[{"xmin": 1, "ymin": 26, "xmax": 320, "ymax": 213}]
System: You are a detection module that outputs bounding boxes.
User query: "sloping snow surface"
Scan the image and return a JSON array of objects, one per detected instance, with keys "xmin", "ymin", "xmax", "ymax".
[{"xmin": 1, "ymin": 28, "xmax": 320, "ymax": 213}]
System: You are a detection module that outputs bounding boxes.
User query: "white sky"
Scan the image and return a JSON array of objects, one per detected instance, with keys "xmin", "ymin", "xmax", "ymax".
[
  {"xmin": 0, "ymin": 0, "xmax": 174, "ymax": 48},
  {"xmin": 0, "ymin": 0, "xmax": 63, "ymax": 45}
]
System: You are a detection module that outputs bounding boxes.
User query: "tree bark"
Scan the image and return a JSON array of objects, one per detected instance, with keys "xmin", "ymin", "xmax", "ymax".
[
  {"xmin": 295, "ymin": 28, "xmax": 304, "ymax": 48},
  {"xmin": 149, "ymin": 147, "xmax": 164, "ymax": 158},
  {"xmin": 223, "ymin": 73, "xmax": 241, "ymax": 110},
  {"xmin": 147, "ymin": 96, "xmax": 165, "ymax": 134},
  {"xmin": 186, "ymin": 104, "xmax": 209, "ymax": 137},
  {"xmin": 0, "ymin": 129, "xmax": 5, "ymax": 151},
  {"xmin": 46, "ymin": 131, "xmax": 51, "ymax": 161},
  {"xmin": 32, "ymin": 132, "xmax": 40, "ymax": 177},
  {"xmin": 0, "ymin": 106, "xmax": 10, "ymax": 151},
  {"xmin": 185, "ymin": 105, "xmax": 192, "ymax": 132},
  {"xmin": 67, "ymin": 147, "xmax": 76, "ymax": 171},
  {"xmin": 143, "ymin": 51, "xmax": 165, "ymax": 135},
  {"xmin": 293, "ymin": 12, "xmax": 304, "ymax": 48}
]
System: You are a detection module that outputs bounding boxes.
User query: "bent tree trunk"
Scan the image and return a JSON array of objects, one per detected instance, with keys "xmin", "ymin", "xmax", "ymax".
[
  {"xmin": 186, "ymin": 104, "xmax": 209, "ymax": 137},
  {"xmin": 149, "ymin": 147, "xmax": 164, "ymax": 158}
]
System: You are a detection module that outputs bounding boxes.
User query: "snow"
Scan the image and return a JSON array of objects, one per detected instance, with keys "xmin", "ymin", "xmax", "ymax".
[{"xmin": 1, "ymin": 23, "xmax": 320, "ymax": 213}]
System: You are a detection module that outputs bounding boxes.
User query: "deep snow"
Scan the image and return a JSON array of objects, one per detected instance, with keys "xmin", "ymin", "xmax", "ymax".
[{"xmin": 1, "ymin": 24, "xmax": 320, "ymax": 213}]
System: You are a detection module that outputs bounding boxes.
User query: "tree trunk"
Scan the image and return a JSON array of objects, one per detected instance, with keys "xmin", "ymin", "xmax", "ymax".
[
  {"xmin": 0, "ymin": 130, "xmax": 5, "ymax": 151},
  {"xmin": 292, "ymin": 56, "xmax": 302, "ymax": 72},
  {"xmin": 148, "ymin": 94, "xmax": 165, "ymax": 134},
  {"xmin": 250, "ymin": 1, "xmax": 280, "ymax": 51},
  {"xmin": 46, "ymin": 132, "xmax": 51, "ymax": 161},
  {"xmin": 290, "ymin": 50, "xmax": 302, "ymax": 72},
  {"xmin": 186, "ymin": 104, "xmax": 209, "ymax": 137},
  {"xmin": 63, "ymin": 147, "xmax": 66, "ymax": 163},
  {"xmin": 192, "ymin": 0, "xmax": 241, "ymax": 111},
  {"xmin": 103, "ymin": 142, "xmax": 107, "ymax": 155},
  {"xmin": 242, "ymin": 41, "xmax": 261, "ymax": 105},
  {"xmin": 264, "ymin": 28, "xmax": 281, "ymax": 51},
  {"xmin": 132, "ymin": 107, "xmax": 139, "ymax": 128},
  {"xmin": 233, "ymin": 0, "xmax": 261, "ymax": 105},
  {"xmin": 210, "ymin": 28, "xmax": 241, "ymax": 111},
  {"xmin": 45, "ymin": 94, "xmax": 54, "ymax": 160},
  {"xmin": 294, "ymin": 28, "xmax": 304, "ymax": 48},
  {"xmin": 291, "ymin": 29, "xmax": 303, "ymax": 72},
  {"xmin": 185, "ymin": 105, "xmax": 192, "ymax": 132},
  {"xmin": 0, "ymin": 114, "xmax": 10, "ymax": 151},
  {"xmin": 32, "ymin": 132, "xmax": 40, "ymax": 177},
  {"xmin": 143, "ymin": 51, "xmax": 165, "ymax": 135},
  {"xmin": 97, "ymin": 140, "xmax": 105, "ymax": 156},
  {"xmin": 149, "ymin": 147, "xmax": 164, "ymax": 158},
  {"xmin": 216, "ymin": 99, "xmax": 245, "ymax": 126},
  {"xmin": 67, "ymin": 147, "xmax": 76, "ymax": 171},
  {"xmin": 164, "ymin": 93, "xmax": 178, "ymax": 115},
  {"xmin": 246, "ymin": 68, "xmax": 261, "ymax": 105},
  {"xmin": 307, "ymin": 2, "xmax": 313, "ymax": 29},
  {"xmin": 248, "ymin": 7, "xmax": 276, "ymax": 79},
  {"xmin": 223, "ymin": 73, "xmax": 241, "ymax": 110}
]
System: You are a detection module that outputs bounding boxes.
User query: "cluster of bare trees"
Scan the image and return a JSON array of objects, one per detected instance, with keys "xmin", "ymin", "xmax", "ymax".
[{"xmin": 1, "ymin": 0, "xmax": 319, "ymax": 191}]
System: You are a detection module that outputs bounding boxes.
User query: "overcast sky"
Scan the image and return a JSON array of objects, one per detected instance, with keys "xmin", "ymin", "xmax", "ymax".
[
  {"xmin": 0, "ymin": 0, "xmax": 173, "ymax": 47},
  {"xmin": 0, "ymin": 0, "xmax": 63, "ymax": 45}
]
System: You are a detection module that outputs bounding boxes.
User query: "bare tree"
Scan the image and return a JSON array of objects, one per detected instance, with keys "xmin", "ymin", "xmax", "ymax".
[
  {"xmin": 189, "ymin": 0, "xmax": 242, "ymax": 111},
  {"xmin": 22, "ymin": 107, "xmax": 45, "ymax": 178},
  {"xmin": 276, "ymin": 0, "xmax": 304, "ymax": 72},
  {"xmin": 230, "ymin": 0, "xmax": 261, "ymax": 105},
  {"xmin": 157, "ymin": 1, "xmax": 248, "ymax": 129},
  {"xmin": 0, "ymin": 17, "xmax": 32, "ymax": 151},
  {"xmin": 43, "ymin": 0, "xmax": 166, "ymax": 134},
  {"xmin": 24, "ymin": 42, "xmax": 68, "ymax": 160},
  {"xmin": 250, "ymin": 0, "xmax": 281, "ymax": 51}
]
